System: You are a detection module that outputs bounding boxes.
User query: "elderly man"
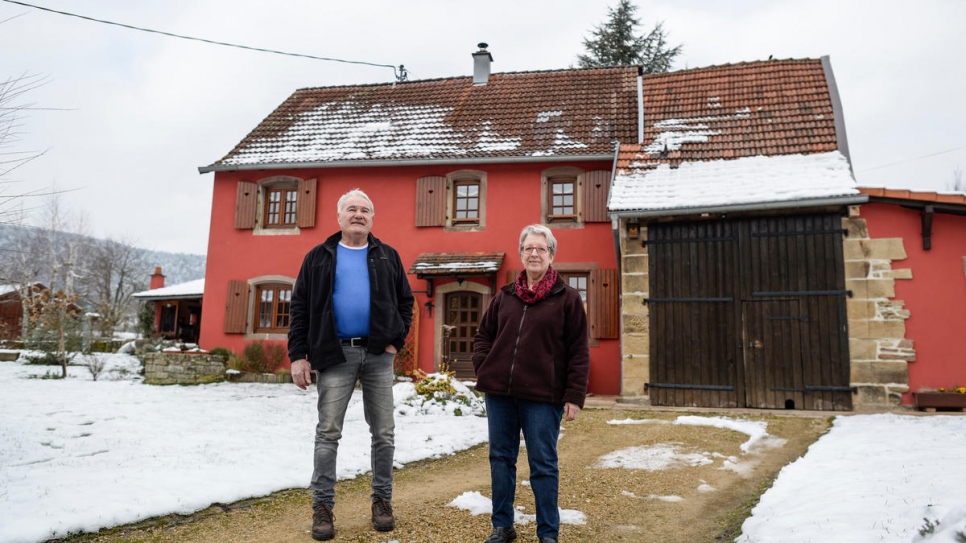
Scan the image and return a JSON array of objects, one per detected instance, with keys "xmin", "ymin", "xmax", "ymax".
[{"xmin": 288, "ymin": 188, "xmax": 414, "ymax": 541}]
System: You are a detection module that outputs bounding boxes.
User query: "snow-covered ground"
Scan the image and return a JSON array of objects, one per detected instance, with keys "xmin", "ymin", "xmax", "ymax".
[{"xmin": 1, "ymin": 353, "xmax": 965, "ymax": 543}]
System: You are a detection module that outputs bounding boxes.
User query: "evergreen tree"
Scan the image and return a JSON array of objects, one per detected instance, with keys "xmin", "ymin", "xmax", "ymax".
[{"xmin": 577, "ymin": 0, "xmax": 682, "ymax": 73}]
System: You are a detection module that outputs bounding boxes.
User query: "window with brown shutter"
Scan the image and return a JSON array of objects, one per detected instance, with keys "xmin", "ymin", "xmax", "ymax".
[
  {"xmin": 540, "ymin": 166, "xmax": 584, "ymax": 228},
  {"xmin": 445, "ymin": 171, "xmax": 487, "ymax": 231},
  {"xmin": 224, "ymin": 280, "xmax": 249, "ymax": 334},
  {"xmin": 297, "ymin": 178, "xmax": 317, "ymax": 228},
  {"xmin": 235, "ymin": 182, "xmax": 258, "ymax": 229},
  {"xmin": 415, "ymin": 176, "xmax": 446, "ymax": 227},
  {"xmin": 589, "ymin": 268, "xmax": 619, "ymax": 339},
  {"xmin": 583, "ymin": 170, "xmax": 611, "ymax": 223},
  {"xmin": 254, "ymin": 283, "xmax": 292, "ymax": 333},
  {"xmin": 234, "ymin": 176, "xmax": 317, "ymax": 231}
]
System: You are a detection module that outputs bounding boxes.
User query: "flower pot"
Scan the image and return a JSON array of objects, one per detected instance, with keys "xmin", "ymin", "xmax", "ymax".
[{"xmin": 913, "ymin": 392, "xmax": 966, "ymax": 411}]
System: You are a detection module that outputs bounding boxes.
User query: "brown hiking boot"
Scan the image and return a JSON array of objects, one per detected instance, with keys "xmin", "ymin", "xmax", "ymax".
[
  {"xmin": 371, "ymin": 496, "xmax": 395, "ymax": 531},
  {"xmin": 311, "ymin": 503, "xmax": 334, "ymax": 541}
]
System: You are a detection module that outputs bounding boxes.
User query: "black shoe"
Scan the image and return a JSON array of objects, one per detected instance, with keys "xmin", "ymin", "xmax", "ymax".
[
  {"xmin": 538, "ymin": 538, "xmax": 558, "ymax": 543},
  {"xmin": 371, "ymin": 496, "xmax": 395, "ymax": 532},
  {"xmin": 311, "ymin": 503, "xmax": 335, "ymax": 541},
  {"xmin": 484, "ymin": 526, "xmax": 517, "ymax": 543}
]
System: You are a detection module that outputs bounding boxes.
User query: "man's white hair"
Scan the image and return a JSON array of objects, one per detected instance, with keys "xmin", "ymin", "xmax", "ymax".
[{"xmin": 337, "ymin": 188, "xmax": 374, "ymax": 215}]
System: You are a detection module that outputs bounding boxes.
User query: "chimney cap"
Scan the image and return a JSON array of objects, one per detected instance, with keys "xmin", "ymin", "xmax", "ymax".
[{"xmin": 477, "ymin": 42, "xmax": 488, "ymax": 50}]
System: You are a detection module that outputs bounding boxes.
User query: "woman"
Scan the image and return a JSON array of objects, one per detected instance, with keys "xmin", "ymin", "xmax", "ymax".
[{"xmin": 472, "ymin": 224, "xmax": 590, "ymax": 543}]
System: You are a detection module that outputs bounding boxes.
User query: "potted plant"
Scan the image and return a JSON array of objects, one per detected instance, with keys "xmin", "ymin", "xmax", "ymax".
[{"xmin": 913, "ymin": 386, "xmax": 966, "ymax": 410}]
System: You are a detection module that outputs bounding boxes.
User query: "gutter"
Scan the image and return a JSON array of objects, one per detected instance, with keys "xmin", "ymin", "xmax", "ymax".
[
  {"xmin": 608, "ymin": 141, "xmax": 623, "ymax": 277},
  {"xmin": 608, "ymin": 194, "xmax": 869, "ymax": 220},
  {"xmin": 198, "ymin": 153, "xmax": 616, "ymax": 174},
  {"xmin": 637, "ymin": 66, "xmax": 644, "ymax": 144}
]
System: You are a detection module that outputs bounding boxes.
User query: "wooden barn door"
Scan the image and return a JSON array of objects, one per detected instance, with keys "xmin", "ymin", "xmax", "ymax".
[
  {"xmin": 648, "ymin": 213, "xmax": 852, "ymax": 411},
  {"xmin": 741, "ymin": 214, "xmax": 852, "ymax": 411},
  {"xmin": 647, "ymin": 220, "xmax": 740, "ymax": 408}
]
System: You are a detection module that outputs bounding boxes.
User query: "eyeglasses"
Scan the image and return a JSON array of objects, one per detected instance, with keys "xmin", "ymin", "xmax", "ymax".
[{"xmin": 521, "ymin": 245, "xmax": 549, "ymax": 255}]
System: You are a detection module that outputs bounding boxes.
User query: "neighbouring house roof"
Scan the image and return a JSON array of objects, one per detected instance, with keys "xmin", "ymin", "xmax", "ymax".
[
  {"xmin": 858, "ymin": 187, "xmax": 966, "ymax": 214},
  {"xmin": 132, "ymin": 279, "xmax": 205, "ymax": 301},
  {"xmin": 408, "ymin": 253, "xmax": 505, "ymax": 277},
  {"xmin": 200, "ymin": 67, "xmax": 640, "ymax": 172},
  {"xmin": 609, "ymin": 57, "xmax": 863, "ymax": 216}
]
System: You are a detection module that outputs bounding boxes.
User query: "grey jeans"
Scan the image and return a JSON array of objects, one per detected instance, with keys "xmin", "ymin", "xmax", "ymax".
[{"xmin": 310, "ymin": 346, "xmax": 396, "ymax": 510}]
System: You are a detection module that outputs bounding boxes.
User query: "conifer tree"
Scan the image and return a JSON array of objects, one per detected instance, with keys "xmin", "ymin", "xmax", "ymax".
[{"xmin": 577, "ymin": 0, "xmax": 682, "ymax": 73}]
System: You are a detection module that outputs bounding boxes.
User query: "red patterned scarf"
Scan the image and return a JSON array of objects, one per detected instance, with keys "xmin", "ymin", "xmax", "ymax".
[{"xmin": 514, "ymin": 266, "xmax": 558, "ymax": 305}]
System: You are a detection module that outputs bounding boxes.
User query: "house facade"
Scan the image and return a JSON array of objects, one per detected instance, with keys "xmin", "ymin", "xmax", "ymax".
[
  {"xmin": 197, "ymin": 49, "xmax": 957, "ymax": 410},
  {"xmin": 850, "ymin": 188, "xmax": 966, "ymax": 405},
  {"xmin": 132, "ymin": 267, "xmax": 204, "ymax": 343},
  {"xmin": 197, "ymin": 46, "xmax": 627, "ymax": 394}
]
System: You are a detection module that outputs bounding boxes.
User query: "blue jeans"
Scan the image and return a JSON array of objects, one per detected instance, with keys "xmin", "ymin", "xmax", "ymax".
[
  {"xmin": 486, "ymin": 394, "xmax": 564, "ymax": 539},
  {"xmin": 311, "ymin": 347, "xmax": 396, "ymax": 510}
]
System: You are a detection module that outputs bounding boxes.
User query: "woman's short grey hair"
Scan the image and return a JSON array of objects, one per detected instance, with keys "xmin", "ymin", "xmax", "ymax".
[
  {"xmin": 518, "ymin": 224, "xmax": 557, "ymax": 257},
  {"xmin": 337, "ymin": 188, "xmax": 374, "ymax": 216}
]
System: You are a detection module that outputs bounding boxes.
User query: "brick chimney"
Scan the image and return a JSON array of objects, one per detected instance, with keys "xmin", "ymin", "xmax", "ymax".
[
  {"xmin": 472, "ymin": 43, "xmax": 493, "ymax": 86},
  {"xmin": 150, "ymin": 266, "xmax": 165, "ymax": 290}
]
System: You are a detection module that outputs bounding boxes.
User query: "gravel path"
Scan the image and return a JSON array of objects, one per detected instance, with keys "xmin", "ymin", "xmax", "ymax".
[{"xmin": 52, "ymin": 408, "xmax": 830, "ymax": 543}]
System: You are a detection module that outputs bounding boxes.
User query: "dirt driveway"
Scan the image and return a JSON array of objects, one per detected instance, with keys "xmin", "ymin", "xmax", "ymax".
[{"xmin": 55, "ymin": 406, "xmax": 830, "ymax": 543}]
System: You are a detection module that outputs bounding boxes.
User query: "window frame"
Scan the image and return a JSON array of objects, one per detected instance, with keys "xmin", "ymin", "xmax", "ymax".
[
  {"xmin": 263, "ymin": 185, "xmax": 299, "ymax": 229},
  {"xmin": 253, "ymin": 283, "xmax": 292, "ymax": 334},
  {"xmin": 541, "ymin": 166, "xmax": 584, "ymax": 228},
  {"xmin": 445, "ymin": 170, "xmax": 487, "ymax": 232}
]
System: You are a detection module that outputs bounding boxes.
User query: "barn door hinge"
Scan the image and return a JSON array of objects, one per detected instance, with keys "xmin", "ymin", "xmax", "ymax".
[
  {"xmin": 646, "ymin": 382, "xmax": 735, "ymax": 391},
  {"xmin": 770, "ymin": 385, "xmax": 858, "ymax": 394},
  {"xmin": 642, "ymin": 297, "xmax": 734, "ymax": 304},
  {"xmin": 751, "ymin": 290, "xmax": 853, "ymax": 298},
  {"xmin": 750, "ymin": 228, "xmax": 849, "ymax": 238}
]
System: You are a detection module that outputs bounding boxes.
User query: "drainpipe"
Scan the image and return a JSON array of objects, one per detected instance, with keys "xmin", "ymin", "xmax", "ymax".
[{"xmin": 637, "ymin": 66, "xmax": 644, "ymax": 143}]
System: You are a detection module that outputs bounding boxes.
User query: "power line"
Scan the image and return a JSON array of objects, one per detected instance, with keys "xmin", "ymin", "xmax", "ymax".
[
  {"xmin": 856, "ymin": 144, "xmax": 966, "ymax": 173},
  {"xmin": 1, "ymin": 0, "xmax": 404, "ymax": 81}
]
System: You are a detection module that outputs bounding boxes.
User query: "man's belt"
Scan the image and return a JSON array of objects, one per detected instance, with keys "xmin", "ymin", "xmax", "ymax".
[{"xmin": 340, "ymin": 337, "xmax": 368, "ymax": 348}]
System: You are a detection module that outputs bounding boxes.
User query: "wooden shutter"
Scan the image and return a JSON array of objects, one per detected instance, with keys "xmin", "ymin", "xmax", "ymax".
[
  {"xmin": 224, "ymin": 280, "xmax": 249, "ymax": 334},
  {"xmin": 297, "ymin": 178, "xmax": 317, "ymax": 228},
  {"xmin": 415, "ymin": 176, "xmax": 446, "ymax": 227},
  {"xmin": 505, "ymin": 269, "xmax": 521, "ymax": 286},
  {"xmin": 582, "ymin": 170, "xmax": 611, "ymax": 223},
  {"xmin": 589, "ymin": 269, "xmax": 619, "ymax": 339},
  {"xmin": 234, "ymin": 182, "xmax": 258, "ymax": 229}
]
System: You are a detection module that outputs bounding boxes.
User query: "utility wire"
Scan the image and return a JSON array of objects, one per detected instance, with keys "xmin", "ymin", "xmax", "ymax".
[
  {"xmin": 1, "ymin": 0, "xmax": 404, "ymax": 81},
  {"xmin": 856, "ymin": 144, "xmax": 966, "ymax": 173}
]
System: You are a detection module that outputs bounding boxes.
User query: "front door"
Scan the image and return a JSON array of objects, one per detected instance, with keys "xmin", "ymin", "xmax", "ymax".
[{"xmin": 443, "ymin": 291, "xmax": 482, "ymax": 379}]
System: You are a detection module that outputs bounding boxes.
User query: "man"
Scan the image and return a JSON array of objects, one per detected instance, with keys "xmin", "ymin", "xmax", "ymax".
[{"xmin": 288, "ymin": 188, "xmax": 414, "ymax": 541}]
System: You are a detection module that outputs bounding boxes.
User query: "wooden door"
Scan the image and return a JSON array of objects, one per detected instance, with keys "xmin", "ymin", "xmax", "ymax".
[
  {"xmin": 648, "ymin": 212, "xmax": 852, "ymax": 411},
  {"xmin": 443, "ymin": 291, "xmax": 482, "ymax": 379},
  {"xmin": 742, "ymin": 300, "xmax": 804, "ymax": 409},
  {"xmin": 647, "ymin": 220, "xmax": 740, "ymax": 408}
]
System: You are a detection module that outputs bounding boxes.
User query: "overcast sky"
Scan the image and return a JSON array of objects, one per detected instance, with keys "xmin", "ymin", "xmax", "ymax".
[{"xmin": 2, "ymin": 0, "xmax": 964, "ymax": 255}]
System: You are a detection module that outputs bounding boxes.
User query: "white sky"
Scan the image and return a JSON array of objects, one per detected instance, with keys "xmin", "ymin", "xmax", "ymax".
[
  {"xmin": 1, "ymin": 0, "xmax": 964, "ymax": 255},
  {"xmin": 2, "ymin": 354, "xmax": 965, "ymax": 543}
]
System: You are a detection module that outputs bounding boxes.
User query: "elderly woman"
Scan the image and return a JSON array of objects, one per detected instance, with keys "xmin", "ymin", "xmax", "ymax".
[{"xmin": 472, "ymin": 224, "xmax": 590, "ymax": 543}]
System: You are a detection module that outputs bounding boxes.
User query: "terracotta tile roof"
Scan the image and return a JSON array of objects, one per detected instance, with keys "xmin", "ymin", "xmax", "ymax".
[
  {"xmin": 206, "ymin": 68, "xmax": 640, "ymax": 170},
  {"xmin": 617, "ymin": 58, "xmax": 839, "ymax": 171},
  {"xmin": 609, "ymin": 58, "xmax": 859, "ymax": 215},
  {"xmin": 859, "ymin": 187, "xmax": 966, "ymax": 207},
  {"xmin": 408, "ymin": 252, "xmax": 505, "ymax": 277}
]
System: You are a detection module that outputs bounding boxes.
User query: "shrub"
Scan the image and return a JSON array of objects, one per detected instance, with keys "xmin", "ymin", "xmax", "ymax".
[
  {"xmin": 238, "ymin": 340, "xmax": 287, "ymax": 374},
  {"xmin": 209, "ymin": 347, "xmax": 233, "ymax": 360}
]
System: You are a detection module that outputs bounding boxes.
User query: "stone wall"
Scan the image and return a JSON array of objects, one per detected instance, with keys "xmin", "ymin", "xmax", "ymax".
[
  {"xmin": 143, "ymin": 352, "xmax": 227, "ymax": 385},
  {"xmin": 843, "ymin": 207, "xmax": 914, "ymax": 408},
  {"xmin": 619, "ymin": 221, "xmax": 650, "ymax": 399}
]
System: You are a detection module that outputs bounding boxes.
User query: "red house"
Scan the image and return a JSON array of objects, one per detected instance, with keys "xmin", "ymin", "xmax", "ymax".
[
  {"xmin": 198, "ymin": 45, "xmax": 626, "ymax": 394},
  {"xmin": 199, "ymin": 47, "xmax": 961, "ymax": 410}
]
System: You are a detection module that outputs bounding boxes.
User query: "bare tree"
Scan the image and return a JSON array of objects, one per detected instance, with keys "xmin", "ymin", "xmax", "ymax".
[
  {"xmin": 0, "ymin": 72, "xmax": 51, "ymax": 223},
  {"xmin": 79, "ymin": 236, "xmax": 147, "ymax": 339},
  {"xmin": 948, "ymin": 166, "xmax": 965, "ymax": 193}
]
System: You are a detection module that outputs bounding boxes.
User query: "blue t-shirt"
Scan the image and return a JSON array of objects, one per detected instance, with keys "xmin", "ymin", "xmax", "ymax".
[{"xmin": 333, "ymin": 243, "xmax": 371, "ymax": 339}]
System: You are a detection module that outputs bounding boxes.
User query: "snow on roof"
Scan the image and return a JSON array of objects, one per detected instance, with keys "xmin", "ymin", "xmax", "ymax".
[
  {"xmin": 132, "ymin": 279, "xmax": 205, "ymax": 300},
  {"xmin": 609, "ymin": 151, "xmax": 859, "ymax": 213}
]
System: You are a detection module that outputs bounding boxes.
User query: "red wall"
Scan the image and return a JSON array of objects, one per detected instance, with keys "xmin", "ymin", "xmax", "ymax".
[
  {"xmin": 200, "ymin": 162, "xmax": 622, "ymax": 395},
  {"xmin": 861, "ymin": 202, "xmax": 966, "ymax": 403}
]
